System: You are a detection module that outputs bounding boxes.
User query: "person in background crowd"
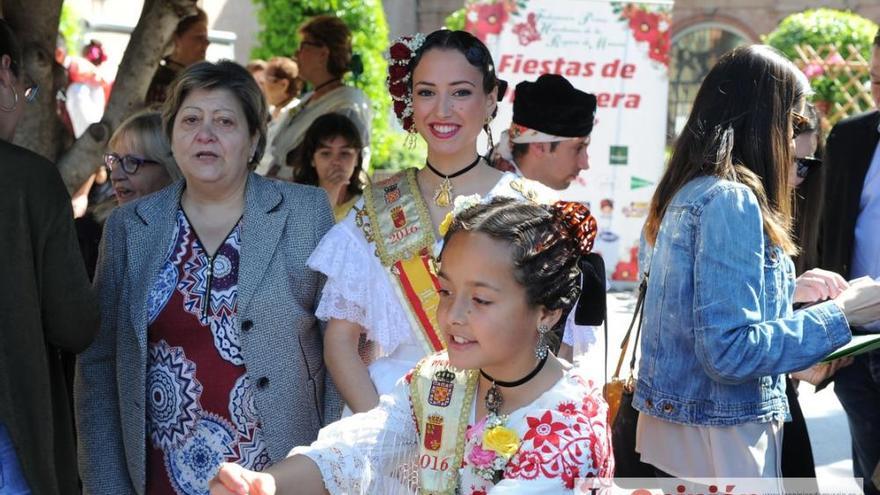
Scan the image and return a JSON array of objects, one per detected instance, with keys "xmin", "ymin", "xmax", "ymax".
[
  {"xmin": 262, "ymin": 56, "xmax": 303, "ymax": 168},
  {"xmin": 0, "ymin": 18, "xmax": 99, "ymax": 494},
  {"xmin": 211, "ymin": 197, "xmax": 612, "ymax": 495},
  {"xmin": 259, "ymin": 15, "xmax": 371, "ymax": 178},
  {"xmin": 292, "ymin": 113, "xmax": 364, "ymax": 221},
  {"xmin": 306, "ymin": 29, "xmax": 555, "ymax": 418},
  {"xmin": 76, "ymin": 60, "xmax": 338, "ymax": 494},
  {"xmin": 819, "ymin": 28, "xmax": 880, "ymax": 495},
  {"xmin": 247, "ymin": 59, "xmax": 268, "ymax": 95},
  {"xmin": 66, "ymin": 39, "xmax": 112, "ymax": 137},
  {"xmin": 146, "ymin": 7, "xmax": 209, "ymax": 106},
  {"xmin": 635, "ymin": 44, "xmax": 880, "ymax": 479},
  {"xmin": 492, "ymin": 73, "xmax": 596, "ymax": 191},
  {"xmin": 490, "ymin": 73, "xmax": 602, "ymax": 370}
]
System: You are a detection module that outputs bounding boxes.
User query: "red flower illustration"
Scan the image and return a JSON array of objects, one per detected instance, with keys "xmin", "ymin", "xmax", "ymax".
[
  {"xmin": 629, "ymin": 10, "xmax": 660, "ymax": 44},
  {"xmin": 557, "ymin": 401, "xmax": 578, "ymax": 417},
  {"xmin": 581, "ymin": 395, "xmax": 600, "ymax": 418},
  {"xmin": 465, "ymin": 2, "xmax": 509, "ymax": 42},
  {"xmin": 524, "ymin": 411, "xmax": 568, "ymax": 449},
  {"xmin": 649, "ymin": 35, "xmax": 670, "ymax": 66},
  {"xmin": 561, "ymin": 464, "xmax": 581, "ymax": 489}
]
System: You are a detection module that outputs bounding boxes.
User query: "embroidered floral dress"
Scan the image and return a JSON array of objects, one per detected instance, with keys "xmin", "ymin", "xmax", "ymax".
[
  {"xmin": 145, "ymin": 210, "xmax": 268, "ymax": 495},
  {"xmin": 291, "ymin": 353, "xmax": 614, "ymax": 494}
]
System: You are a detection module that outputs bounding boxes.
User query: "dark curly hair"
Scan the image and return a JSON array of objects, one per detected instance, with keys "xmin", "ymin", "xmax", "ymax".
[
  {"xmin": 292, "ymin": 113, "xmax": 365, "ymax": 198},
  {"xmin": 440, "ymin": 197, "xmax": 582, "ymax": 334},
  {"xmin": 409, "ymin": 30, "xmax": 507, "ymax": 104}
]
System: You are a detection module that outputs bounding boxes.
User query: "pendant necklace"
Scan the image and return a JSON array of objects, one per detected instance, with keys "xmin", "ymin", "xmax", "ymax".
[
  {"xmin": 480, "ymin": 354, "xmax": 548, "ymax": 415},
  {"xmin": 424, "ymin": 155, "xmax": 483, "ymax": 207}
]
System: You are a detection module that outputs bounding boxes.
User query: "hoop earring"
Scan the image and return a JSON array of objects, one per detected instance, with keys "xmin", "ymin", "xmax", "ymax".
[
  {"xmin": 535, "ymin": 324, "xmax": 550, "ymax": 360},
  {"xmin": 0, "ymin": 85, "xmax": 19, "ymax": 113}
]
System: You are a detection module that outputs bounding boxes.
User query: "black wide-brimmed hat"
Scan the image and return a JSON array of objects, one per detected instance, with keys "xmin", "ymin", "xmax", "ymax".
[{"xmin": 513, "ymin": 74, "xmax": 597, "ymax": 137}]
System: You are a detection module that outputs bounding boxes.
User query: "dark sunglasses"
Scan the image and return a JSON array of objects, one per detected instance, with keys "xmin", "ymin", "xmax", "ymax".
[
  {"xmin": 796, "ymin": 156, "xmax": 822, "ymax": 179},
  {"xmin": 792, "ymin": 111, "xmax": 811, "ymax": 138},
  {"xmin": 103, "ymin": 152, "xmax": 160, "ymax": 174}
]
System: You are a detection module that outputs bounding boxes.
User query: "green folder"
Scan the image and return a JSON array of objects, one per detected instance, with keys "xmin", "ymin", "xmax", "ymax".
[{"xmin": 822, "ymin": 334, "xmax": 880, "ymax": 363}]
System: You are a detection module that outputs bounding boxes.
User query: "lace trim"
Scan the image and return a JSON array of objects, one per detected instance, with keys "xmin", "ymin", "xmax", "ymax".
[{"xmin": 308, "ymin": 217, "xmax": 413, "ymax": 355}]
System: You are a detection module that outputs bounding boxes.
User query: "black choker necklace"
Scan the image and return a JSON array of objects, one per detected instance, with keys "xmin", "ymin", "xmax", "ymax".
[
  {"xmin": 481, "ymin": 354, "xmax": 548, "ymax": 415},
  {"xmin": 424, "ymin": 155, "xmax": 482, "ymax": 207},
  {"xmin": 312, "ymin": 78, "xmax": 342, "ymax": 94}
]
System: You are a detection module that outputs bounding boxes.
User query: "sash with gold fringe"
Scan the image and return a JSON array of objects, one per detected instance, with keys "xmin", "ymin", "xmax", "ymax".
[
  {"xmin": 358, "ymin": 168, "xmax": 446, "ymax": 355},
  {"xmin": 410, "ymin": 352, "xmax": 477, "ymax": 494}
]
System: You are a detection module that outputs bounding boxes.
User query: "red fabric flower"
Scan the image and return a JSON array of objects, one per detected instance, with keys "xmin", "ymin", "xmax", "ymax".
[
  {"xmin": 389, "ymin": 42, "xmax": 412, "ymax": 60},
  {"xmin": 389, "ymin": 64, "xmax": 409, "ymax": 81},
  {"xmin": 524, "ymin": 411, "xmax": 568, "ymax": 449},
  {"xmin": 393, "ymin": 99, "xmax": 407, "ymax": 115}
]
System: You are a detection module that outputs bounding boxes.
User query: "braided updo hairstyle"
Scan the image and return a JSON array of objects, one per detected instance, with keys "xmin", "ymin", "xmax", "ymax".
[{"xmin": 440, "ymin": 197, "xmax": 591, "ymax": 334}]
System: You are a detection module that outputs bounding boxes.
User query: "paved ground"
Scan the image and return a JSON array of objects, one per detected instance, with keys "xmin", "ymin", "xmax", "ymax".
[{"xmin": 603, "ymin": 290, "xmax": 859, "ymax": 492}]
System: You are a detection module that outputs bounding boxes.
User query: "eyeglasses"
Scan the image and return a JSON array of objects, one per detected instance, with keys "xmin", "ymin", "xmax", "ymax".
[
  {"xmin": 103, "ymin": 153, "xmax": 160, "ymax": 174},
  {"xmin": 795, "ymin": 156, "xmax": 822, "ymax": 179},
  {"xmin": 3, "ymin": 64, "xmax": 39, "ymax": 104}
]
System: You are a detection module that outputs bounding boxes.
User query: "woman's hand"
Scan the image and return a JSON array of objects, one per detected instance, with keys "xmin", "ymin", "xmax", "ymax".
[
  {"xmin": 210, "ymin": 463, "xmax": 276, "ymax": 495},
  {"xmin": 791, "ymin": 356, "xmax": 854, "ymax": 385},
  {"xmin": 833, "ymin": 277, "xmax": 880, "ymax": 327},
  {"xmin": 794, "ymin": 269, "xmax": 849, "ymax": 304}
]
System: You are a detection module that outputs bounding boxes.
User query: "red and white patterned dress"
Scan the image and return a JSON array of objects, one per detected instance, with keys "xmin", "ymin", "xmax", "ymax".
[
  {"xmin": 145, "ymin": 210, "xmax": 268, "ymax": 495},
  {"xmin": 292, "ymin": 352, "xmax": 614, "ymax": 494}
]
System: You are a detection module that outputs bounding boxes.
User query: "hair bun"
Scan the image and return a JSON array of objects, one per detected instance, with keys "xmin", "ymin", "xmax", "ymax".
[{"xmin": 549, "ymin": 201, "xmax": 597, "ymax": 255}]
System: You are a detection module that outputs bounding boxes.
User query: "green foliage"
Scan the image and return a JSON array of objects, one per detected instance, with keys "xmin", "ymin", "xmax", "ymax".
[
  {"xmin": 59, "ymin": 2, "xmax": 82, "ymax": 54},
  {"xmin": 445, "ymin": 7, "xmax": 468, "ymax": 31},
  {"xmin": 764, "ymin": 9, "xmax": 878, "ymax": 105},
  {"xmin": 251, "ymin": 0, "xmax": 421, "ymax": 171}
]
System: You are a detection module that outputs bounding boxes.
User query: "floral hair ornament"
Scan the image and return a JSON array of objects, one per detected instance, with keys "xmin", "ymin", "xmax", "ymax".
[
  {"xmin": 386, "ymin": 33, "xmax": 427, "ymax": 144},
  {"xmin": 437, "ymin": 194, "xmax": 481, "ymax": 237},
  {"xmin": 547, "ymin": 201, "xmax": 598, "ymax": 255}
]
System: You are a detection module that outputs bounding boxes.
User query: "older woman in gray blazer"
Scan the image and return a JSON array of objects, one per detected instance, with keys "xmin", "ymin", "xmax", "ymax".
[{"xmin": 76, "ymin": 60, "xmax": 340, "ymax": 494}]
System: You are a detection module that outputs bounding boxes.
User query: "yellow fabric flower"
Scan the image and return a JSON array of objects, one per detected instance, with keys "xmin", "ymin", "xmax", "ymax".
[
  {"xmin": 438, "ymin": 212, "xmax": 454, "ymax": 236},
  {"xmin": 482, "ymin": 425, "xmax": 521, "ymax": 459}
]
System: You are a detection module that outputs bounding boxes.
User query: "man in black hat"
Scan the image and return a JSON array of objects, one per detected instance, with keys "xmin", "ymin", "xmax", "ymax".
[{"xmin": 493, "ymin": 73, "xmax": 598, "ymax": 190}]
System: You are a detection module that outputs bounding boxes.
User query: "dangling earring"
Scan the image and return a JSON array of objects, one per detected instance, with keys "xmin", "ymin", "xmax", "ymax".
[
  {"xmin": 405, "ymin": 126, "xmax": 418, "ymax": 149},
  {"xmin": 0, "ymin": 85, "xmax": 19, "ymax": 113},
  {"xmin": 535, "ymin": 324, "xmax": 550, "ymax": 360},
  {"xmin": 484, "ymin": 116, "xmax": 494, "ymax": 151}
]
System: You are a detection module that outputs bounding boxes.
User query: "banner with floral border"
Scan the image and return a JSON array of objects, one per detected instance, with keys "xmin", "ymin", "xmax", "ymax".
[{"xmin": 465, "ymin": 0, "xmax": 673, "ymax": 284}]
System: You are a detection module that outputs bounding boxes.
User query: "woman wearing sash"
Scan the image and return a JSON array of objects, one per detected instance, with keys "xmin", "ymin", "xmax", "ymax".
[
  {"xmin": 212, "ymin": 197, "xmax": 613, "ymax": 494},
  {"xmin": 308, "ymin": 29, "xmax": 553, "ymax": 415}
]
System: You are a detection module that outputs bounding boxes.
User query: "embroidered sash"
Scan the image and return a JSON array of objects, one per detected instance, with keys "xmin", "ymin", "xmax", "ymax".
[
  {"xmin": 360, "ymin": 168, "xmax": 446, "ymax": 354},
  {"xmin": 410, "ymin": 353, "xmax": 478, "ymax": 494}
]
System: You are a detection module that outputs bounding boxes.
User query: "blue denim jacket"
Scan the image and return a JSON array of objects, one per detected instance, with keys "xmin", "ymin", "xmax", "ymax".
[{"xmin": 632, "ymin": 176, "xmax": 851, "ymax": 426}]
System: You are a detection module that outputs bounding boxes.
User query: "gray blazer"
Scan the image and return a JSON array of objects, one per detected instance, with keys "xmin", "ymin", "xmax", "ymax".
[{"xmin": 75, "ymin": 173, "xmax": 341, "ymax": 494}]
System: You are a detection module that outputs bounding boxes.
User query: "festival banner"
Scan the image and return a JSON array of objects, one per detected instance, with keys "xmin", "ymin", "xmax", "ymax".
[{"xmin": 465, "ymin": 0, "xmax": 673, "ymax": 285}]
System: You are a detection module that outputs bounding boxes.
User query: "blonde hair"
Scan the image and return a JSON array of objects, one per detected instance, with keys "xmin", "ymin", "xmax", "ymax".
[{"xmin": 109, "ymin": 111, "xmax": 182, "ymax": 181}]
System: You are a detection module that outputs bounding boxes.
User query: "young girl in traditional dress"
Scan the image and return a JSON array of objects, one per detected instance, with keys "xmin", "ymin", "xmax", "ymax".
[
  {"xmin": 309, "ymin": 30, "xmax": 554, "ymax": 416},
  {"xmin": 211, "ymin": 197, "xmax": 613, "ymax": 494}
]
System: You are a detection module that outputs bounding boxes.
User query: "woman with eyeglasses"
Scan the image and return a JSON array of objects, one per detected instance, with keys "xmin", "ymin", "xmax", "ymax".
[
  {"xmin": 258, "ymin": 15, "xmax": 371, "ymax": 179},
  {"xmin": 105, "ymin": 110, "xmax": 183, "ymax": 205},
  {"xmin": 0, "ymin": 18, "xmax": 98, "ymax": 495}
]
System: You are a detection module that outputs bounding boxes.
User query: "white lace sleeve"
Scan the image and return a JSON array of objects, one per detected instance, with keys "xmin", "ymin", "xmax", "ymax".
[
  {"xmin": 290, "ymin": 376, "xmax": 419, "ymax": 495},
  {"xmin": 564, "ymin": 310, "xmax": 606, "ymax": 385},
  {"xmin": 307, "ymin": 211, "xmax": 414, "ymax": 354}
]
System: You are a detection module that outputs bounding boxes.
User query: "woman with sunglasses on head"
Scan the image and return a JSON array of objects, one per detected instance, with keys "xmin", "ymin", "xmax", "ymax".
[
  {"xmin": 633, "ymin": 45, "xmax": 880, "ymax": 480},
  {"xmin": 307, "ymin": 29, "xmax": 556, "ymax": 418},
  {"xmin": 259, "ymin": 15, "xmax": 372, "ymax": 179},
  {"xmin": 0, "ymin": 18, "xmax": 98, "ymax": 495}
]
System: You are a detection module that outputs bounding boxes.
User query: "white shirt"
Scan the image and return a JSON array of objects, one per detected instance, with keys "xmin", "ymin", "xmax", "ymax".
[{"xmin": 850, "ymin": 127, "xmax": 880, "ymax": 331}]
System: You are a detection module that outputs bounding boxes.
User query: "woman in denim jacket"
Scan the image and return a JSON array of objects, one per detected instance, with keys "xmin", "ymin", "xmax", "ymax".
[{"xmin": 633, "ymin": 45, "xmax": 880, "ymax": 478}]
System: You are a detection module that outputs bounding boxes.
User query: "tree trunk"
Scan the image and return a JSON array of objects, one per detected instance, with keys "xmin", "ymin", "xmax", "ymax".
[
  {"xmin": 56, "ymin": 0, "xmax": 197, "ymax": 192},
  {"xmin": 4, "ymin": 0, "xmax": 65, "ymax": 161}
]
